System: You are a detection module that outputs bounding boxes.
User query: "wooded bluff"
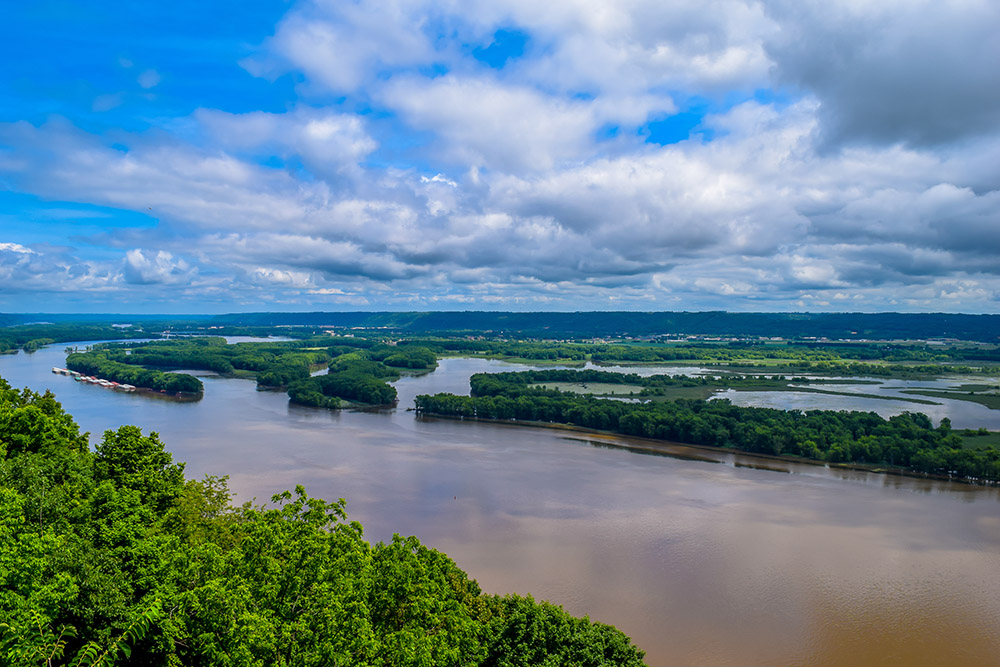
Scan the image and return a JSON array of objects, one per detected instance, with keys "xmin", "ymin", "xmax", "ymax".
[{"xmin": 0, "ymin": 376, "xmax": 647, "ymax": 666}]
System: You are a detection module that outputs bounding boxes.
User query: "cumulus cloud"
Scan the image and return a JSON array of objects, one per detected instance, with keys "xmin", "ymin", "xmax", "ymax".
[
  {"xmin": 479, "ymin": 0, "xmax": 775, "ymax": 95},
  {"xmin": 763, "ymin": 0, "xmax": 1000, "ymax": 148},
  {"xmin": 247, "ymin": 267, "xmax": 316, "ymax": 289},
  {"xmin": 0, "ymin": 242, "xmax": 35, "ymax": 255},
  {"xmin": 381, "ymin": 76, "xmax": 617, "ymax": 171},
  {"xmin": 0, "ymin": 242, "xmax": 117, "ymax": 294},
  {"xmin": 123, "ymin": 249, "xmax": 196, "ymax": 285},
  {"xmin": 0, "ymin": 118, "xmax": 318, "ymax": 233},
  {"xmin": 203, "ymin": 233, "xmax": 425, "ymax": 282},
  {"xmin": 194, "ymin": 108, "xmax": 377, "ymax": 179},
  {"xmin": 246, "ymin": 0, "xmax": 436, "ymax": 92},
  {"xmin": 253, "ymin": 0, "xmax": 775, "ymax": 97}
]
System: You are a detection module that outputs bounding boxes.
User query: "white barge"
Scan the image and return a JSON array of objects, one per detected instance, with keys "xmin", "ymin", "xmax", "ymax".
[{"xmin": 52, "ymin": 368, "xmax": 136, "ymax": 391}]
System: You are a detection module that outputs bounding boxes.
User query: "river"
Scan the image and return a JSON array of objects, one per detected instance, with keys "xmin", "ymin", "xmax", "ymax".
[{"xmin": 3, "ymin": 343, "xmax": 1000, "ymax": 666}]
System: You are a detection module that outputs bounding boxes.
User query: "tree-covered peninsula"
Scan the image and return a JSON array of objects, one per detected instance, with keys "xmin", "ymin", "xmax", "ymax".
[
  {"xmin": 415, "ymin": 370, "xmax": 1000, "ymax": 483},
  {"xmin": 0, "ymin": 323, "xmax": 164, "ymax": 355},
  {"xmin": 0, "ymin": 376, "xmax": 646, "ymax": 666}
]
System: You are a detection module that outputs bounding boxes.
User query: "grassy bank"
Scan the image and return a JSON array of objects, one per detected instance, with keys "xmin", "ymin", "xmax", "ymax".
[
  {"xmin": 532, "ymin": 379, "xmax": 941, "ymax": 405},
  {"xmin": 903, "ymin": 389, "xmax": 1000, "ymax": 410},
  {"xmin": 416, "ymin": 412, "xmax": 988, "ymax": 485}
]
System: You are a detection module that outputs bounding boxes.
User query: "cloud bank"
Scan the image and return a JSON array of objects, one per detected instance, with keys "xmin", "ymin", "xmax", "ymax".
[{"xmin": 0, "ymin": 0, "xmax": 997, "ymax": 312}]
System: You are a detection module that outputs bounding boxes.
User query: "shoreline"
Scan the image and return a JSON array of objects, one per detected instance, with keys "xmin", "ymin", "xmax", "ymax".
[
  {"xmin": 415, "ymin": 412, "xmax": 996, "ymax": 487},
  {"xmin": 442, "ymin": 353, "xmax": 1000, "ymax": 380}
]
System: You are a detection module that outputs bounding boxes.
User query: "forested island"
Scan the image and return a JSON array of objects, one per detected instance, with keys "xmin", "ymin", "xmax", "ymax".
[
  {"xmin": 15, "ymin": 319, "xmax": 1000, "ymax": 419},
  {"xmin": 63, "ymin": 337, "xmax": 437, "ymax": 407},
  {"xmin": 0, "ymin": 378, "xmax": 647, "ymax": 666},
  {"xmin": 53, "ymin": 332, "xmax": 1000, "ymax": 404},
  {"xmin": 415, "ymin": 370, "xmax": 1000, "ymax": 483},
  {"xmin": 7, "ymin": 320, "xmax": 1000, "ymax": 480}
]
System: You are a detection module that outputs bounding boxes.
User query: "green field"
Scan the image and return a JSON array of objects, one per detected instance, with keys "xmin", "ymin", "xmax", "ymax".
[
  {"xmin": 533, "ymin": 380, "xmax": 721, "ymax": 401},
  {"xmin": 959, "ymin": 430, "xmax": 1000, "ymax": 450},
  {"xmin": 952, "ymin": 383, "xmax": 1000, "ymax": 392},
  {"xmin": 533, "ymin": 382, "xmax": 645, "ymax": 396},
  {"xmin": 644, "ymin": 386, "xmax": 720, "ymax": 401},
  {"xmin": 902, "ymin": 389, "xmax": 1000, "ymax": 410},
  {"xmin": 533, "ymin": 380, "xmax": 942, "ymax": 405}
]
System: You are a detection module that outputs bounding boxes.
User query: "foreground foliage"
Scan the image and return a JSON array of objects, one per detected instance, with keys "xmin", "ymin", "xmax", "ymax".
[{"xmin": 0, "ymin": 376, "xmax": 645, "ymax": 666}]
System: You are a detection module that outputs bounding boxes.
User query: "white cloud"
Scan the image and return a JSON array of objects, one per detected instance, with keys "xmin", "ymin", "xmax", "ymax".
[
  {"xmin": 137, "ymin": 69, "xmax": 161, "ymax": 89},
  {"xmin": 123, "ymin": 249, "xmax": 195, "ymax": 285},
  {"xmin": 420, "ymin": 174, "xmax": 457, "ymax": 187},
  {"xmin": 0, "ymin": 243, "xmax": 118, "ymax": 295},
  {"xmin": 195, "ymin": 107, "xmax": 377, "ymax": 178},
  {"xmin": 0, "ymin": 118, "xmax": 317, "ymax": 233},
  {"xmin": 381, "ymin": 76, "xmax": 609, "ymax": 171},
  {"xmin": 249, "ymin": 267, "xmax": 315, "ymax": 288},
  {"xmin": 252, "ymin": 0, "xmax": 775, "ymax": 98},
  {"xmin": 484, "ymin": 0, "xmax": 775, "ymax": 94},
  {"xmin": 0, "ymin": 242, "xmax": 35, "ymax": 254},
  {"xmin": 247, "ymin": 0, "xmax": 435, "ymax": 92}
]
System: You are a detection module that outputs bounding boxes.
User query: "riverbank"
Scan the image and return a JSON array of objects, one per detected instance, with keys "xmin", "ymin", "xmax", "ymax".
[
  {"xmin": 903, "ymin": 389, "xmax": 1000, "ymax": 410},
  {"xmin": 440, "ymin": 352, "xmax": 1000, "ymax": 380},
  {"xmin": 414, "ymin": 412, "xmax": 997, "ymax": 486}
]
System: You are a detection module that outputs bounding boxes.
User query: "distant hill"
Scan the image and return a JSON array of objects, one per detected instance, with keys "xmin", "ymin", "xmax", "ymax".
[
  {"xmin": 206, "ymin": 311, "xmax": 1000, "ymax": 341},
  {"xmin": 0, "ymin": 313, "xmax": 213, "ymax": 325}
]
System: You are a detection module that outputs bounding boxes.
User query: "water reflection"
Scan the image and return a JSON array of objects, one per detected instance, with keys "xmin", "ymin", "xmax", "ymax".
[
  {"xmin": 715, "ymin": 387, "xmax": 1000, "ymax": 429},
  {"xmin": 587, "ymin": 361, "xmax": 1000, "ymax": 430},
  {"xmin": 564, "ymin": 436, "xmax": 726, "ymax": 464}
]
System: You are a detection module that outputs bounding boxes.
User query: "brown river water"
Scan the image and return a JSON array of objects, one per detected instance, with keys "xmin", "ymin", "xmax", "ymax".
[{"xmin": 3, "ymin": 343, "xmax": 999, "ymax": 666}]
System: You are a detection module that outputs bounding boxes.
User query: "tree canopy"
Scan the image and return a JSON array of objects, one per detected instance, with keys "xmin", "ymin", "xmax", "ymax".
[{"xmin": 0, "ymin": 375, "xmax": 645, "ymax": 666}]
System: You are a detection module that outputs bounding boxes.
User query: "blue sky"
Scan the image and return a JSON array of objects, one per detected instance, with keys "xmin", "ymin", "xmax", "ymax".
[{"xmin": 1, "ymin": 0, "xmax": 998, "ymax": 313}]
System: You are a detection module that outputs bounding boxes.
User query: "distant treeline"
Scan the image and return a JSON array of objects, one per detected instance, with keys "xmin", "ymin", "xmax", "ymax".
[
  {"xmin": 0, "ymin": 323, "xmax": 157, "ymax": 354},
  {"xmin": 789, "ymin": 342, "xmax": 1000, "ymax": 363},
  {"xmin": 206, "ymin": 311, "xmax": 1000, "ymax": 341},
  {"xmin": 387, "ymin": 338, "xmax": 992, "ymax": 376},
  {"xmin": 470, "ymin": 368, "xmax": 812, "ymax": 394},
  {"xmin": 0, "ymin": 313, "xmax": 211, "ymax": 325},
  {"xmin": 415, "ymin": 371, "xmax": 1000, "ymax": 482}
]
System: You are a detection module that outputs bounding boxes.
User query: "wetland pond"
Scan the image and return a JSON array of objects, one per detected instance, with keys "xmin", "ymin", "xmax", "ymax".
[{"xmin": 3, "ymin": 344, "xmax": 1000, "ymax": 666}]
